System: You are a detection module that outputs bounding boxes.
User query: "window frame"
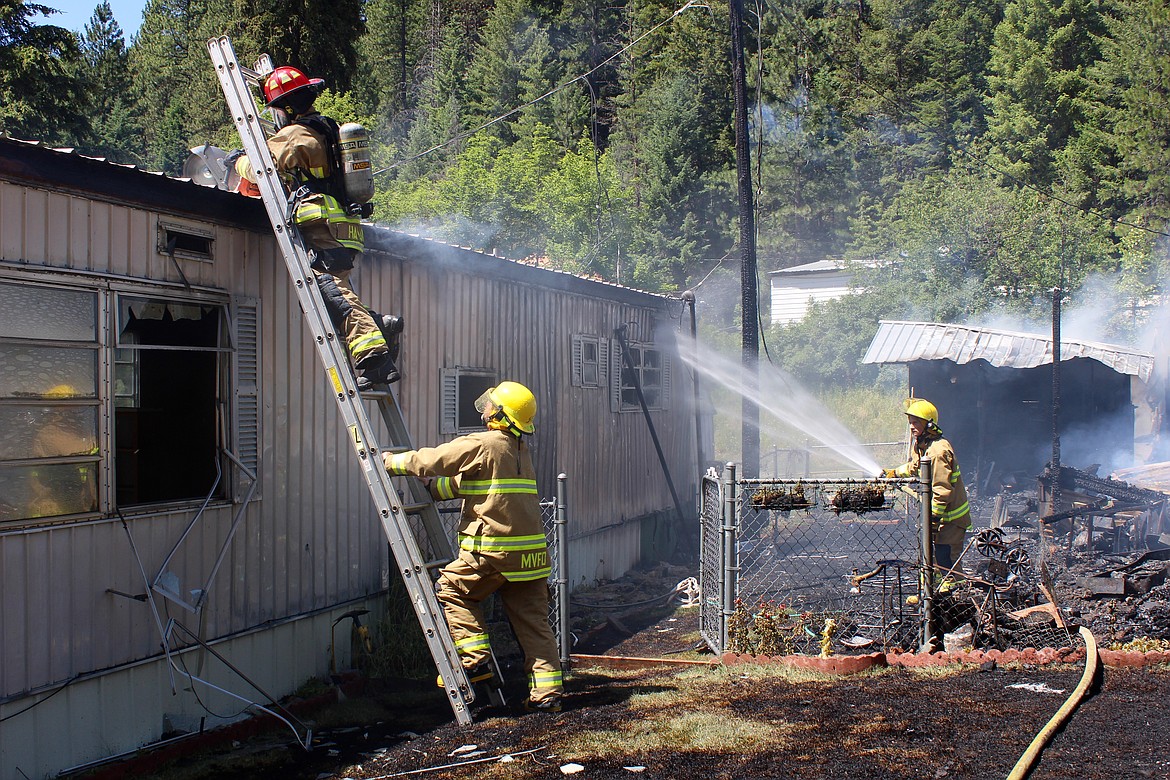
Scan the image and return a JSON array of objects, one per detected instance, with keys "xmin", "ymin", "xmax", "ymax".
[
  {"xmin": 441, "ymin": 367, "xmax": 498, "ymax": 435},
  {"xmin": 0, "ymin": 272, "xmax": 250, "ymax": 528},
  {"xmin": 571, "ymin": 334, "xmax": 607, "ymax": 389},
  {"xmin": 611, "ymin": 339, "xmax": 672, "ymax": 414}
]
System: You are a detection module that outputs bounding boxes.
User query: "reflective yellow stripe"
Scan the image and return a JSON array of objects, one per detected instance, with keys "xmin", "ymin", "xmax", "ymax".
[
  {"xmin": 937, "ymin": 501, "xmax": 970, "ymax": 522},
  {"xmin": 530, "ymin": 670, "xmax": 563, "ymax": 688},
  {"xmin": 894, "ymin": 464, "xmax": 912, "ymax": 477},
  {"xmin": 433, "ymin": 477, "xmax": 456, "ymax": 500},
  {"xmin": 349, "ymin": 331, "xmax": 387, "ymax": 359},
  {"xmin": 388, "ymin": 453, "xmax": 410, "ymax": 475},
  {"xmin": 455, "ymin": 634, "xmax": 491, "ymax": 654},
  {"xmin": 458, "ymin": 478, "xmax": 538, "ymax": 495},
  {"xmin": 503, "ymin": 566, "xmax": 552, "ymax": 581},
  {"xmin": 459, "ymin": 534, "xmax": 547, "ymax": 552}
]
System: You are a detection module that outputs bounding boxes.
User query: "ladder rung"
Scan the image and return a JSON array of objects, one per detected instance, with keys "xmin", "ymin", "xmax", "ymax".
[
  {"xmin": 383, "ymin": 446, "xmax": 411, "ymax": 455},
  {"xmin": 425, "ymin": 558, "xmax": 452, "ymax": 571},
  {"xmin": 359, "ymin": 388, "xmax": 394, "ymax": 398},
  {"xmin": 400, "ymin": 502, "xmax": 430, "ymax": 515}
]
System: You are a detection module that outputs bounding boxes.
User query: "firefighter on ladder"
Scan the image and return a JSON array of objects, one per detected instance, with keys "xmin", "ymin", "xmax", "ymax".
[
  {"xmin": 234, "ymin": 65, "xmax": 402, "ymax": 390},
  {"xmin": 882, "ymin": 398, "xmax": 971, "ymax": 574},
  {"xmin": 383, "ymin": 381, "xmax": 564, "ymax": 712}
]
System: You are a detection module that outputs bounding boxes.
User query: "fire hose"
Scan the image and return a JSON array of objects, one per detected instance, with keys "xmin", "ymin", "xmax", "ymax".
[{"xmin": 1005, "ymin": 626, "xmax": 1099, "ymax": 780}]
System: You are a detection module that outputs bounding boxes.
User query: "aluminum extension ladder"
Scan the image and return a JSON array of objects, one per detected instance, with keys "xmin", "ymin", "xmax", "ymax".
[{"xmin": 207, "ymin": 35, "xmax": 492, "ymax": 725}]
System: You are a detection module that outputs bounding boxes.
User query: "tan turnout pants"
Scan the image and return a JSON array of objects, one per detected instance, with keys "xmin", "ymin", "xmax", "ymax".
[{"xmin": 437, "ymin": 551, "xmax": 563, "ymax": 705}]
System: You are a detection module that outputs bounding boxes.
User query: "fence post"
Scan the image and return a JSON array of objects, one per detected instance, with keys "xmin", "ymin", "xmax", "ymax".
[
  {"xmin": 555, "ymin": 473, "xmax": 570, "ymax": 670},
  {"xmin": 919, "ymin": 457, "xmax": 935, "ymax": 650},
  {"xmin": 720, "ymin": 462, "xmax": 738, "ymax": 654}
]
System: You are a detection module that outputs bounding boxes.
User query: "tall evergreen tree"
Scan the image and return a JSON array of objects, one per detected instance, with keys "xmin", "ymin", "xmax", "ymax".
[
  {"xmin": 258, "ymin": 0, "xmax": 364, "ymax": 92},
  {"xmin": 1088, "ymin": 0, "xmax": 1170, "ymax": 221},
  {"xmin": 984, "ymin": 0, "xmax": 1111, "ymax": 189},
  {"xmin": 78, "ymin": 2, "xmax": 138, "ymax": 161},
  {"xmin": 0, "ymin": 0, "xmax": 88, "ymax": 143}
]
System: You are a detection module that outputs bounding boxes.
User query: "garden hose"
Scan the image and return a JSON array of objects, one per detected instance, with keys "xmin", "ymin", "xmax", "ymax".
[{"xmin": 1005, "ymin": 626, "xmax": 1099, "ymax": 780}]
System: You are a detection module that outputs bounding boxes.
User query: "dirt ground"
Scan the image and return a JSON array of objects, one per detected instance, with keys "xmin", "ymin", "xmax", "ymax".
[{"xmin": 115, "ymin": 563, "xmax": 1170, "ymax": 780}]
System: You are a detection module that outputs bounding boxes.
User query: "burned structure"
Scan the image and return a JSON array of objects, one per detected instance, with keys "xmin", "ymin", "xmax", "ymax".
[{"xmin": 863, "ymin": 320, "xmax": 1155, "ymax": 490}]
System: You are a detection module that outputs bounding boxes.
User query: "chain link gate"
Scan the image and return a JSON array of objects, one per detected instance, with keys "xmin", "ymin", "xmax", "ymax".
[
  {"xmin": 700, "ymin": 465, "xmax": 1080, "ymax": 658},
  {"xmin": 540, "ymin": 473, "xmax": 571, "ymax": 669}
]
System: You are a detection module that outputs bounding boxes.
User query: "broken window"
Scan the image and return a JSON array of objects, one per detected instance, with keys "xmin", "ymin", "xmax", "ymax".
[
  {"xmin": 441, "ymin": 368, "xmax": 497, "ymax": 434},
  {"xmin": 0, "ymin": 281, "xmax": 101, "ymax": 523},
  {"xmin": 115, "ymin": 295, "xmax": 228, "ymax": 506},
  {"xmin": 611, "ymin": 341, "xmax": 671, "ymax": 413},
  {"xmin": 0, "ymin": 277, "xmax": 250, "ymax": 526}
]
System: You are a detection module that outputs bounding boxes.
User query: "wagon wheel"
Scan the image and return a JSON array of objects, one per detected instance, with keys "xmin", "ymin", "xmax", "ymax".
[
  {"xmin": 975, "ymin": 527, "xmax": 1006, "ymax": 558},
  {"xmin": 1004, "ymin": 545, "xmax": 1031, "ymax": 576}
]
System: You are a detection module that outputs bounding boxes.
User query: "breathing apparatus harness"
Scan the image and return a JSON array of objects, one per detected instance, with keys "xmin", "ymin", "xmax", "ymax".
[{"xmin": 285, "ymin": 114, "xmax": 373, "ymax": 221}]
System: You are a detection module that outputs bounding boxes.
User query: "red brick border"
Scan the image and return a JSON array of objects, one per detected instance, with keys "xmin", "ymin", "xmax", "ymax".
[{"xmin": 719, "ymin": 646, "xmax": 1170, "ymax": 673}]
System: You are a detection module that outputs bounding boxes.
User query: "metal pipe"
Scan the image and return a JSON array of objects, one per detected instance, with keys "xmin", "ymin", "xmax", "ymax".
[
  {"xmin": 614, "ymin": 325, "xmax": 687, "ymax": 531},
  {"xmin": 681, "ymin": 290, "xmax": 704, "ymax": 501},
  {"xmin": 720, "ymin": 462, "xmax": 738, "ymax": 654},
  {"xmin": 919, "ymin": 457, "xmax": 935, "ymax": 650},
  {"xmin": 1051, "ymin": 285, "xmax": 1062, "ymax": 517},
  {"xmin": 555, "ymin": 473, "xmax": 571, "ymax": 670}
]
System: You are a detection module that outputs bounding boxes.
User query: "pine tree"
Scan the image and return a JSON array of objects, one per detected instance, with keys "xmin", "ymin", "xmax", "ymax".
[
  {"xmin": 984, "ymin": 0, "xmax": 1111, "ymax": 189},
  {"xmin": 0, "ymin": 0, "xmax": 88, "ymax": 143},
  {"xmin": 78, "ymin": 2, "xmax": 139, "ymax": 162},
  {"xmin": 1088, "ymin": 0, "xmax": 1170, "ymax": 221}
]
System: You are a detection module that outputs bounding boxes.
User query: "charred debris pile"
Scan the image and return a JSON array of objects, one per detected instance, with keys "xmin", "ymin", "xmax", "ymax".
[{"xmin": 972, "ymin": 464, "xmax": 1170, "ymax": 648}]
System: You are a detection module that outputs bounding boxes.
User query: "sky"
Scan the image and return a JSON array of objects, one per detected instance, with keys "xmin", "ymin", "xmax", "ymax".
[{"xmin": 37, "ymin": 0, "xmax": 148, "ymax": 39}]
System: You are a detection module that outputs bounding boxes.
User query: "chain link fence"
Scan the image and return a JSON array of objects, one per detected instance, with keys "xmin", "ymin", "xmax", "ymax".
[{"xmin": 701, "ymin": 467, "xmax": 1080, "ymax": 658}]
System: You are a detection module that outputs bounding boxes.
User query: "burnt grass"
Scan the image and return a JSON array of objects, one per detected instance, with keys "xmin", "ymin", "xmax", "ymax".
[{"xmin": 119, "ymin": 565, "xmax": 1170, "ymax": 780}]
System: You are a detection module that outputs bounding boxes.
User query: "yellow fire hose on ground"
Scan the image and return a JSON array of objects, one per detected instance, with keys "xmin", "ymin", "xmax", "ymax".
[{"xmin": 1005, "ymin": 626, "xmax": 1099, "ymax": 780}]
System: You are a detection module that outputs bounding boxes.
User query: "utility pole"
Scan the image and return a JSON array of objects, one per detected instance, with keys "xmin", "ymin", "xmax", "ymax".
[{"xmin": 729, "ymin": 0, "xmax": 760, "ymax": 478}]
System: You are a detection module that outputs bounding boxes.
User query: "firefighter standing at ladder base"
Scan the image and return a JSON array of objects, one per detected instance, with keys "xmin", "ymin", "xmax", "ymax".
[
  {"xmin": 881, "ymin": 398, "xmax": 971, "ymax": 573},
  {"xmin": 235, "ymin": 65, "xmax": 402, "ymax": 390},
  {"xmin": 383, "ymin": 381, "xmax": 564, "ymax": 712}
]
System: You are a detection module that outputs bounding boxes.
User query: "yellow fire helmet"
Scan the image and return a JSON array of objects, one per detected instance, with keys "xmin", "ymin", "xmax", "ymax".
[
  {"xmin": 903, "ymin": 398, "xmax": 939, "ymax": 426},
  {"xmin": 475, "ymin": 381, "xmax": 537, "ymax": 434}
]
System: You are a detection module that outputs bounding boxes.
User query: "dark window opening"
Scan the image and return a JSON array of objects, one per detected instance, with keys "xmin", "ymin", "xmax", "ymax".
[
  {"xmin": 619, "ymin": 344, "xmax": 664, "ymax": 411},
  {"xmin": 160, "ymin": 226, "xmax": 214, "ymax": 262},
  {"xmin": 457, "ymin": 373, "xmax": 496, "ymax": 431},
  {"xmin": 115, "ymin": 299, "xmax": 224, "ymax": 506}
]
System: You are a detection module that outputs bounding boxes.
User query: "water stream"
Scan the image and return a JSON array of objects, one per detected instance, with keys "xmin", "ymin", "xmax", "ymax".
[{"xmin": 677, "ymin": 336, "xmax": 883, "ymax": 477}]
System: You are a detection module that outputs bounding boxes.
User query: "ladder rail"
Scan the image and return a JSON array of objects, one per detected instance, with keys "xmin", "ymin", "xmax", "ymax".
[{"xmin": 207, "ymin": 35, "xmax": 475, "ymax": 724}]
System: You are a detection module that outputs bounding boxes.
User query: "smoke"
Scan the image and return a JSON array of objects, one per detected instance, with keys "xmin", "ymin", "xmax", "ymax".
[
  {"xmin": 963, "ymin": 272, "xmax": 1154, "ymax": 348},
  {"xmin": 678, "ymin": 334, "xmax": 881, "ymax": 476}
]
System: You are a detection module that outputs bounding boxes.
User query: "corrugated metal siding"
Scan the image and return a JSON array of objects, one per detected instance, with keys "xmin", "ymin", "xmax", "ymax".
[
  {"xmin": 863, "ymin": 320, "xmax": 1154, "ymax": 381},
  {"xmin": 0, "ymin": 180, "xmax": 386, "ymax": 703},
  {"xmin": 1, "ymin": 173, "xmax": 697, "ymax": 711},
  {"xmin": 362, "ymin": 237, "xmax": 694, "ymax": 588}
]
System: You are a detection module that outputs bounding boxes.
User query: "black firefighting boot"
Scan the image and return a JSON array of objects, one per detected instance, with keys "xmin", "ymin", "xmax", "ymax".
[{"xmin": 355, "ymin": 350, "xmax": 400, "ymax": 391}]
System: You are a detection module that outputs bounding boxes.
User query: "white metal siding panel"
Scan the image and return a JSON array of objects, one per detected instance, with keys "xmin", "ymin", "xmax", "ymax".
[
  {"xmin": 770, "ymin": 272, "xmax": 854, "ymax": 325},
  {"xmin": 1, "ymin": 163, "xmax": 693, "ymax": 773}
]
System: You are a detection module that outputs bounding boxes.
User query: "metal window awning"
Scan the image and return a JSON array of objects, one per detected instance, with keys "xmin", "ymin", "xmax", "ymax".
[{"xmin": 862, "ymin": 321, "xmax": 1154, "ymax": 382}]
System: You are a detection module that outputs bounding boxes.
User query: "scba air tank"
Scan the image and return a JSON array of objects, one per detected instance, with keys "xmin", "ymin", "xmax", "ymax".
[{"xmin": 338, "ymin": 122, "xmax": 374, "ymax": 203}]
